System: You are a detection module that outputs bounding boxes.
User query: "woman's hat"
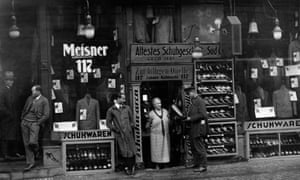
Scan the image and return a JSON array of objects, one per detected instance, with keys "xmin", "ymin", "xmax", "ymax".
[{"xmin": 3, "ymin": 71, "xmax": 15, "ymax": 80}]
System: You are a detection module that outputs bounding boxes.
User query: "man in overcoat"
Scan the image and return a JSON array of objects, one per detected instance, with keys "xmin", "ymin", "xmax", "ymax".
[
  {"xmin": 184, "ymin": 87, "xmax": 208, "ymax": 172},
  {"xmin": 106, "ymin": 93, "xmax": 136, "ymax": 175},
  {"xmin": 0, "ymin": 71, "xmax": 20, "ymax": 160}
]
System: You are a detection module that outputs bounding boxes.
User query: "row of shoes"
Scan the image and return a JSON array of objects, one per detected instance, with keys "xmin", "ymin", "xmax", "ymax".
[
  {"xmin": 209, "ymin": 126, "xmax": 234, "ymax": 134},
  {"xmin": 206, "ymin": 137, "xmax": 235, "ymax": 145},
  {"xmin": 196, "ymin": 64, "xmax": 232, "ymax": 72},
  {"xmin": 198, "ymin": 85, "xmax": 232, "ymax": 93},
  {"xmin": 250, "ymin": 152, "xmax": 278, "ymax": 158},
  {"xmin": 250, "ymin": 139, "xmax": 279, "ymax": 146},
  {"xmin": 197, "ymin": 73, "xmax": 231, "ymax": 81},
  {"xmin": 207, "ymin": 147, "xmax": 235, "ymax": 154},
  {"xmin": 204, "ymin": 96, "xmax": 232, "ymax": 106},
  {"xmin": 208, "ymin": 109, "xmax": 233, "ymax": 119},
  {"xmin": 281, "ymin": 150, "xmax": 300, "ymax": 156}
]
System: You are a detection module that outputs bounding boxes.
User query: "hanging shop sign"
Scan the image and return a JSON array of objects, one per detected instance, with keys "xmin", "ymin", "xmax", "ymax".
[
  {"xmin": 131, "ymin": 65, "xmax": 193, "ymax": 82},
  {"xmin": 131, "ymin": 43, "xmax": 220, "ymax": 63},
  {"xmin": 245, "ymin": 119, "xmax": 300, "ymax": 131},
  {"xmin": 61, "ymin": 130, "xmax": 113, "ymax": 141}
]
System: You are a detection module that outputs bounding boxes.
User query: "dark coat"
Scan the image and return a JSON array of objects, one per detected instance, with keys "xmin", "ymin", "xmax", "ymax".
[
  {"xmin": 106, "ymin": 104, "xmax": 136, "ymax": 158},
  {"xmin": 0, "ymin": 86, "xmax": 19, "ymax": 140},
  {"xmin": 187, "ymin": 96, "xmax": 208, "ymax": 138},
  {"xmin": 76, "ymin": 97, "xmax": 100, "ymax": 130},
  {"xmin": 21, "ymin": 95, "xmax": 50, "ymax": 124}
]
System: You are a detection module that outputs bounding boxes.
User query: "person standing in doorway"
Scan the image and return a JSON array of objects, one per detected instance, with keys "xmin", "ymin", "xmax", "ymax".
[
  {"xmin": 184, "ymin": 87, "xmax": 208, "ymax": 172},
  {"xmin": 146, "ymin": 97, "xmax": 170, "ymax": 169},
  {"xmin": 0, "ymin": 71, "xmax": 20, "ymax": 160},
  {"xmin": 106, "ymin": 93, "xmax": 136, "ymax": 175},
  {"xmin": 21, "ymin": 85, "xmax": 50, "ymax": 171}
]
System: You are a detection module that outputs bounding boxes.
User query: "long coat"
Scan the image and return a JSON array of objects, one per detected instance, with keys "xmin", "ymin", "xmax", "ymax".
[
  {"xmin": 0, "ymin": 86, "xmax": 19, "ymax": 140},
  {"xmin": 187, "ymin": 96, "xmax": 208, "ymax": 138},
  {"xmin": 76, "ymin": 97, "xmax": 100, "ymax": 130},
  {"xmin": 106, "ymin": 105, "xmax": 136, "ymax": 158}
]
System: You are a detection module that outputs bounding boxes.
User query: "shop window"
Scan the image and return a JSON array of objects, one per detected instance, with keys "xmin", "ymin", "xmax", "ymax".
[
  {"xmin": 181, "ymin": 5, "xmax": 223, "ymax": 43},
  {"xmin": 234, "ymin": 51, "xmax": 300, "ymax": 122},
  {"xmin": 50, "ymin": 2, "xmax": 120, "ymax": 131},
  {"xmin": 133, "ymin": 6, "xmax": 175, "ymax": 43}
]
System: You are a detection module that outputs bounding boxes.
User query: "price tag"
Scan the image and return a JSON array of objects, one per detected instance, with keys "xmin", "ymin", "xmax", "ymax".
[
  {"xmin": 80, "ymin": 109, "xmax": 87, "ymax": 120},
  {"xmin": 261, "ymin": 59, "xmax": 269, "ymax": 69},
  {"xmin": 254, "ymin": 98, "xmax": 262, "ymax": 108},
  {"xmin": 251, "ymin": 68, "xmax": 258, "ymax": 79},
  {"xmin": 54, "ymin": 102, "xmax": 63, "ymax": 114},
  {"xmin": 291, "ymin": 77, "xmax": 299, "ymax": 88},
  {"xmin": 289, "ymin": 91, "xmax": 298, "ymax": 101},
  {"xmin": 80, "ymin": 73, "xmax": 88, "ymax": 83},
  {"xmin": 276, "ymin": 57, "xmax": 284, "ymax": 66},
  {"xmin": 255, "ymin": 107, "xmax": 276, "ymax": 118},
  {"xmin": 93, "ymin": 68, "xmax": 101, "ymax": 78},
  {"xmin": 52, "ymin": 80, "xmax": 61, "ymax": 90},
  {"xmin": 293, "ymin": 51, "xmax": 300, "ymax": 62},
  {"xmin": 99, "ymin": 119, "xmax": 109, "ymax": 130},
  {"xmin": 270, "ymin": 66, "xmax": 278, "ymax": 76},
  {"xmin": 108, "ymin": 78, "xmax": 116, "ymax": 88},
  {"xmin": 120, "ymin": 84, "xmax": 125, "ymax": 94},
  {"xmin": 285, "ymin": 64, "xmax": 300, "ymax": 76},
  {"xmin": 66, "ymin": 69, "xmax": 74, "ymax": 80}
]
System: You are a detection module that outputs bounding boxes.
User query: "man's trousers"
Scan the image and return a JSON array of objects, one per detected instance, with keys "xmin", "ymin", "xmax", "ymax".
[
  {"xmin": 191, "ymin": 136, "xmax": 207, "ymax": 168},
  {"xmin": 21, "ymin": 120, "xmax": 40, "ymax": 165}
]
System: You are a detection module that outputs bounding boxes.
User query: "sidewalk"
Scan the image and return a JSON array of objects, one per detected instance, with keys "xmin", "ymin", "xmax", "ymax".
[{"xmin": 1, "ymin": 157, "xmax": 300, "ymax": 180}]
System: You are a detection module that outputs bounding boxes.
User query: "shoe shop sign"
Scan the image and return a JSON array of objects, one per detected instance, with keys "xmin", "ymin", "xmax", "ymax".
[
  {"xmin": 245, "ymin": 119, "xmax": 300, "ymax": 131},
  {"xmin": 61, "ymin": 130, "xmax": 113, "ymax": 141},
  {"xmin": 131, "ymin": 43, "xmax": 220, "ymax": 63},
  {"xmin": 131, "ymin": 65, "xmax": 193, "ymax": 82}
]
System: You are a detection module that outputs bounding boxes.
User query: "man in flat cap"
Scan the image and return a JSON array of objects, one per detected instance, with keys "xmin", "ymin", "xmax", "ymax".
[
  {"xmin": 0, "ymin": 71, "xmax": 20, "ymax": 161},
  {"xmin": 184, "ymin": 86, "xmax": 208, "ymax": 172}
]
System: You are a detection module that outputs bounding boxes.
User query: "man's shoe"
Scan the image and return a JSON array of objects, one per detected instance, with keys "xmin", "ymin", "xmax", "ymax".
[
  {"xmin": 193, "ymin": 167, "xmax": 207, "ymax": 172},
  {"xmin": 24, "ymin": 164, "xmax": 35, "ymax": 172},
  {"xmin": 124, "ymin": 167, "xmax": 131, "ymax": 175},
  {"xmin": 190, "ymin": 164, "xmax": 200, "ymax": 169}
]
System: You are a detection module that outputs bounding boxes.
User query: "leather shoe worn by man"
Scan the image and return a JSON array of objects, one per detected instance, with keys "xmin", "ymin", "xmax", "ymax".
[
  {"xmin": 23, "ymin": 163, "xmax": 35, "ymax": 172},
  {"xmin": 193, "ymin": 167, "xmax": 207, "ymax": 172}
]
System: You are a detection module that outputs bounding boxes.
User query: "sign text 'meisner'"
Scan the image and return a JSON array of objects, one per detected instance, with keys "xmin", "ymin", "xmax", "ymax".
[
  {"xmin": 245, "ymin": 119, "xmax": 300, "ymax": 131},
  {"xmin": 62, "ymin": 130, "xmax": 112, "ymax": 141},
  {"xmin": 63, "ymin": 43, "xmax": 109, "ymax": 57}
]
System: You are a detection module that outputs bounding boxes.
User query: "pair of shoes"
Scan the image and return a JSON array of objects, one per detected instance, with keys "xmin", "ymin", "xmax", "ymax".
[
  {"xmin": 193, "ymin": 167, "xmax": 207, "ymax": 172},
  {"xmin": 24, "ymin": 164, "xmax": 35, "ymax": 172}
]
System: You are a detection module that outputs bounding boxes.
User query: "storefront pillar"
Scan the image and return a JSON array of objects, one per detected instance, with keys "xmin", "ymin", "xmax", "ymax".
[{"xmin": 38, "ymin": 0, "xmax": 52, "ymax": 141}]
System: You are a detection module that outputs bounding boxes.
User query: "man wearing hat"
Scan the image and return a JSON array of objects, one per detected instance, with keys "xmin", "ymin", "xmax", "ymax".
[
  {"xmin": 184, "ymin": 86, "xmax": 208, "ymax": 172},
  {"xmin": 0, "ymin": 71, "xmax": 20, "ymax": 160}
]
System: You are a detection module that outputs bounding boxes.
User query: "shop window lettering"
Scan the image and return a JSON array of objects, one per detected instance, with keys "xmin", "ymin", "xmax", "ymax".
[
  {"xmin": 75, "ymin": 59, "xmax": 93, "ymax": 73},
  {"xmin": 63, "ymin": 43, "xmax": 109, "ymax": 57}
]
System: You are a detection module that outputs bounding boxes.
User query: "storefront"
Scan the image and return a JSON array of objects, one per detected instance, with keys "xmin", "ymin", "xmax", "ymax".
[{"xmin": 1, "ymin": 0, "xmax": 300, "ymax": 177}]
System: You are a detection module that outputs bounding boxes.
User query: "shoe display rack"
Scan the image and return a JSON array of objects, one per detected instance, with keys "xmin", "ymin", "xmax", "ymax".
[
  {"xmin": 195, "ymin": 59, "xmax": 235, "ymax": 121},
  {"xmin": 62, "ymin": 139, "xmax": 115, "ymax": 175},
  {"xmin": 194, "ymin": 59, "xmax": 237, "ymax": 157},
  {"xmin": 249, "ymin": 132, "xmax": 300, "ymax": 158},
  {"xmin": 206, "ymin": 121, "xmax": 238, "ymax": 157}
]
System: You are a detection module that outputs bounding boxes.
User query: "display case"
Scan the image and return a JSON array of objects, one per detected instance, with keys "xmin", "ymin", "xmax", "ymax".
[
  {"xmin": 194, "ymin": 59, "xmax": 237, "ymax": 157},
  {"xmin": 195, "ymin": 59, "xmax": 235, "ymax": 121},
  {"xmin": 206, "ymin": 121, "xmax": 238, "ymax": 157},
  {"xmin": 245, "ymin": 119, "xmax": 300, "ymax": 159},
  {"xmin": 61, "ymin": 130, "xmax": 115, "ymax": 175}
]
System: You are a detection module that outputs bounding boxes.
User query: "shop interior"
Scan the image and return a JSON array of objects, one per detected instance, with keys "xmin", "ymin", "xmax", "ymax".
[{"xmin": 140, "ymin": 81, "xmax": 184, "ymax": 168}]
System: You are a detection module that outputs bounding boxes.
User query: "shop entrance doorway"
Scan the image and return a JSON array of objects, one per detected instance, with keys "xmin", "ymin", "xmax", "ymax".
[{"xmin": 140, "ymin": 81, "xmax": 184, "ymax": 168}]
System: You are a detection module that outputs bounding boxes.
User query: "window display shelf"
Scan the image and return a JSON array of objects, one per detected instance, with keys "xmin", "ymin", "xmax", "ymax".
[{"xmin": 245, "ymin": 123, "xmax": 300, "ymax": 159}]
